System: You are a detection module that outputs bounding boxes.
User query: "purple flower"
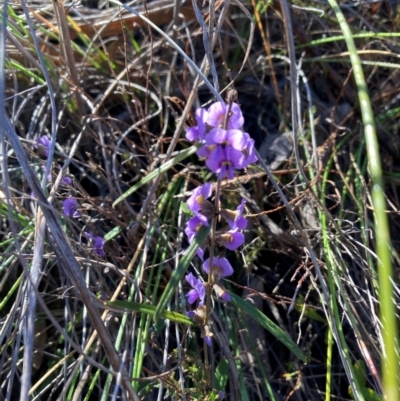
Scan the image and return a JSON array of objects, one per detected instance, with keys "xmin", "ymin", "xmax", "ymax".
[
  {"xmin": 186, "ymin": 183, "xmax": 213, "ymax": 217},
  {"xmin": 214, "ymin": 283, "xmax": 231, "ymax": 302},
  {"xmin": 185, "ymin": 215, "xmax": 208, "ymax": 242},
  {"xmin": 85, "ymin": 232, "xmax": 106, "ymax": 257},
  {"xmin": 196, "ymin": 247, "xmax": 204, "ymax": 261},
  {"xmin": 204, "ymin": 147, "xmax": 228, "ymax": 179},
  {"xmin": 186, "ymin": 108, "xmax": 208, "ymax": 142},
  {"xmin": 216, "ymin": 229, "xmax": 245, "ymax": 251},
  {"xmin": 203, "ymin": 257, "xmax": 234, "ymax": 278},
  {"xmin": 35, "ymin": 136, "xmax": 51, "ymax": 158},
  {"xmin": 205, "ymin": 128, "xmax": 246, "ymax": 150},
  {"xmin": 63, "ymin": 198, "xmax": 80, "ymax": 218},
  {"xmin": 92, "ymin": 236, "xmax": 106, "ymax": 257},
  {"xmin": 203, "ymin": 336, "xmax": 212, "ymax": 347},
  {"xmin": 221, "ymin": 199, "xmax": 247, "ymax": 230},
  {"xmin": 61, "ymin": 176, "xmax": 72, "ymax": 185},
  {"xmin": 185, "ymin": 273, "xmax": 206, "ymax": 305},
  {"xmin": 242, "ymin": 133, "xmax": 258, "ymax": 165},
  {"xmin": 201, "ymin": 130, "xmax": 257, "ymax": 179},
  {"xmin": 207, "ymin": 102, "xmax": 244, "ymax": 129},
  {"xmin": 220, "ymin": 291, "xmax": 231, "ymax": 302},
  {"xmin": 184, "ymin": 216, "xmax": 207, "ymax": 260}
]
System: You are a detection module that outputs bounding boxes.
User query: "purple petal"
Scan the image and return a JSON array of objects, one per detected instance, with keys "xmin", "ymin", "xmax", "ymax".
[
  {"xmin": 226, "ymin": 129, "xmax": 246, "ymax": 149},
  {"xmin": 185, "ymin": 215, "xmax": 208, "ymax": 242},
  {"xmin": 195, "ymin": 108, "xmax": 208, "ymax": 140},
  {"xmin": 205, "ymin": 146, "xmax": 225, "ymax": 174},
  {"xmin": 218, "ymin": 161, "xmax": 235, "ymax": 180},
  {"xmin": 207, "ymin": 102, "xmax": 244, "ymax": 129},
  {"xmin": 185, "ymin": 273, "xmax": 205, "ymax": 305},
  {"xmin": 186, "ymin": 183, "xmax": 212, "ymax": 213},
  {"xmin": 203, "ymin": 258, "xmax": 211, "ymax": 274},
  {"xmin": 186, "ymin": 311, "xmax": 196, "ymax": 319},
  {"xmin": 186, "ymin": 272, "xmax": 198, "ymax": 287},
  {"xmin": 197, "ymin": 144, "xmax": 213, "ymax": 158},
  {"xmin": 234, "ymin": 216, "xmax": 248, "ymax": 230},
  {"xmin": 237, "ymin": 199, "xmax": 246, "ymax": 214},
  {"xmin": 206, "ymin": 128, "xmax": 227, "ymax": 145},
  {"xmin": 93, "ymin": 236, "xmax": 105, "ymax": 257},
  {"xmin": 186, "ymin": 126, "xmax": 200, "ymax": 142},
  {"xmin": 226, "ymin": 146, "xmax": 246, "ymax": 169},
  {"xmin": 242, "ymin": 136, "xmax": 258, "ymax": 166},
  {"xmin": 186, "ymin": 289, "xmax": 200, "ymax": 304},
  {"xmin": 223, "ymin": 231, "xmax": 245, "ymax": 251},
  {"xmin": 225, "ymin": 199, "xmax": 248, "ymax": 230},
  {"xmin": 61, "ymin": 176, "xmax": 72, "ymax": 185},
  {"xmin": 220, "ymin": 291, "xmax": 231, "ymax": 302},
  {"xmin": 85, "ymin": 232, "xmax": 94, "ymax": 240},
  {"xmin": 63, "ymin": 198, "xmax": 80, "ymax": 218},
  {"xmin": 203, "ymin": 336, "xmax": 212, "ymax": 347},
  {"xmin": 207, "ymin": 102, "xmax": 227, "ymax": 128},
  {"xmin": 196, "ymin": 247, "xmax": 204, "ymax": 260},
  {"xmin": 218, "ymin": 257, "xmax": 234, "ymax": 277},
  {"xmin": 227, "ymin": 103, "xmax": 245, "ymax": 129},
  {"xmin": 35, "ymin": 136, "xmax": 51, "ymax": 158},
  {"xmin": 202, "ymin": 257, "xmax": 234, "ymax": 277}
]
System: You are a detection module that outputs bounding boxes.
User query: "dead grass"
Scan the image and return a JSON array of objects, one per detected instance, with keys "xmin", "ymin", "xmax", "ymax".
[{"xmin": 0, "ymin": 0, "xmax": 399, "ymax": 400}]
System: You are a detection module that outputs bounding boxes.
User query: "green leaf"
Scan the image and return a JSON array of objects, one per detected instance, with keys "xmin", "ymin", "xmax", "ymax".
[
  {"xmin": 293, "ymin": 294, "xmax": 326, "ymax": 323},
  {"xmin": 153, "ymin": 224, "xmax": 210, "ymax": 322},
  {"xmin": 106, "ymin": 300, "xmax": 194, "ymax": 325},
  {"xmin": 215, "ymin": 358, "xmax": 229, "ymax": 391},
  {"xmin": 180, "ymin": 201, "xmax": 191, "ymax": 215},
  {"xmin": 354, "ymin": 360, "xmax": 367, "ymax": 388},
  {"xmin": 230, "ymin": 293, "xmax": 307, "ymax": 362}
]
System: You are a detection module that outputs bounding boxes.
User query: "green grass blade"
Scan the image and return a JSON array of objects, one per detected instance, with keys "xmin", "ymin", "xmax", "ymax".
[
  {"xmin": 106, "ymin": 300, "xmax": 194, "ymax": 326},
  {"xmin": 153, "ymin": 224, "xmax": 210, "ymax": 322},
  {"xmin": 230, "ymin": 293, "xmax": 307, "ymax": 362}
]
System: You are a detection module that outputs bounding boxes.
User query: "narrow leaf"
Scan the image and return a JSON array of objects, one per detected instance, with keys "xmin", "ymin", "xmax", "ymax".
[
  {"xmin": 230, "ymin": 293, "xmax": 307, "ymax": 362},
  {"xmin": 106, "ymin": 300, "xmax": 194, "ymax": 325},
  {"xmin": 153, "ymin": 225, "xmax": 210, "ymax": 321}
]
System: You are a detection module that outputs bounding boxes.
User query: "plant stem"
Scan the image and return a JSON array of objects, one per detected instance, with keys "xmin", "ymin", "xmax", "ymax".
[{"xmin": 203, "ymin": 178, "xmax": 222, "ymax": 387}]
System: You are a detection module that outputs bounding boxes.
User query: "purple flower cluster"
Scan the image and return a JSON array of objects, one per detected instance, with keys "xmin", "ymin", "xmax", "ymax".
[
  {"xmin": 184, "ymin": 182, "xmax": 247, "ymax": 256},
  {"xmin": 183, "ymin": 100, "xmax": 258, "ymax": 348},
  {"xmin": 186, "ymin": 102, "xmax": 257, "ymax": 180}
]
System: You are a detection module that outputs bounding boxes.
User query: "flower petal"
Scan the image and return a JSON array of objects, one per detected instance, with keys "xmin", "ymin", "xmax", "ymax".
[
  {"xmin": 226, "ymin": 129, "xmax": 246, "ymax": 149},
  {"xmin": 218, "ymin": 257, "xmax": 234, "ymax": 277},
  {"xmin": 63, "ymin": 198, "xmax": 80, "ymax": 218}
]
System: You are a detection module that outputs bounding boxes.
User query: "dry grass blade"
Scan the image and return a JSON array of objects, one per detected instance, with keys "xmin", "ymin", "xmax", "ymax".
[{"xmin": 4, "ymin": 116, "xmax": 139, "ymax": 401}]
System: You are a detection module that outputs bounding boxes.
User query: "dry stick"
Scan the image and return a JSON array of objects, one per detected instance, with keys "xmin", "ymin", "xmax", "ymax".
[
  {"xmin": 4, "ymin": 116, "xmax": 140, "ymax": 401},
  {"xmin": 249, "ymin": 0, "xmax": 282, "ymax": 110},
  {"xmin": 52, "ymin": 0, "xmax": 85, "ymax": 118}
]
